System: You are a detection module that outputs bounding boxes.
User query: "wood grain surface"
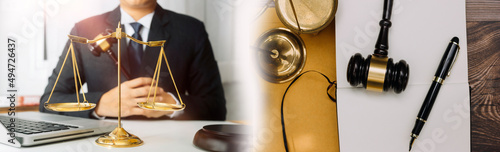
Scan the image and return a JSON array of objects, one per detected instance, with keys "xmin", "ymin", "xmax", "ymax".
[
  {"xmin": 467, "ymin": 0, "xmax": 500, "ymax": 151},
  {"xmin": 467, "ymin": 0, "xmax": 500, "ymax": 21}
]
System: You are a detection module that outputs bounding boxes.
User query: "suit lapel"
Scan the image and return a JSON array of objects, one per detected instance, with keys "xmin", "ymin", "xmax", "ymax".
[
  {"xmin": 143, "ymin": 5, "xmax": 170, "ymax": 77},
  {"xmin": 147, "ymin": 5, "xmax": 170, "ymax": 43}
]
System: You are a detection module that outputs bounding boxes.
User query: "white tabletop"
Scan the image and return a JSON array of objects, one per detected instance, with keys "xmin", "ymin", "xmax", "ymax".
[{"xmin": 0, "ymin": 119, "xmax": 233, "ymax": 152}]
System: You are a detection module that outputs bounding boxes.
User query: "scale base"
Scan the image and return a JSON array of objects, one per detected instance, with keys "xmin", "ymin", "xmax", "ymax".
[{"xmin": 95, "ymin": 127, "xmax": 143, "ymax": 148}]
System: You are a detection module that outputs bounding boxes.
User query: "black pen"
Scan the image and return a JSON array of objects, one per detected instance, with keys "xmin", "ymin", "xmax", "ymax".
[{"xmin": 408, "ymin": 37, "xmax": 460, "ymax": 151}]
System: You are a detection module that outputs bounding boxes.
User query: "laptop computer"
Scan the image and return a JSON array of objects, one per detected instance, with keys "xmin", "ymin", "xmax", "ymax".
[{"xmin": 0, "ymin": 112, "xmax": 116, "ymax": 147}]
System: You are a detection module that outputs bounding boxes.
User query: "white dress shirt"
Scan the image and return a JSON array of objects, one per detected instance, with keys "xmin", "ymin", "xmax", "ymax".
[{"xmin": 120, "ymin": 8, "xmax": 153, "ymax": 51}]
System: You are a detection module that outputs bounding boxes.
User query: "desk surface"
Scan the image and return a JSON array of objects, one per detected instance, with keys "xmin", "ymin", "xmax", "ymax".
[
  {"xmin": 0, "ymin": 119, "xmax": 233, "ymax": 152},
  {"xmin": 467, "ymin": 0, "xmax": 500, "ymax": 151}
]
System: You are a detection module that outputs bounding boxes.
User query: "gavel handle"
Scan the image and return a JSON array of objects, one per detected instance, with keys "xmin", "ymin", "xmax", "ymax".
[
  {"xmin": 106, "ymin": 50, "xmax": 131, "ymax": 80},
  {"xmin": 382, "ymin": 0, "xmax": 393, "ymax": 21},
  {"xmin": 374, "ymin": 0, "xmax": 393, "ymax": 57}
]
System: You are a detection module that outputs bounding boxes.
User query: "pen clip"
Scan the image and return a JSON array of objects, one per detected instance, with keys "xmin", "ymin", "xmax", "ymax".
[{"xmin": 447, "ymin": 42, "xmax": 460, "ymax": 77}]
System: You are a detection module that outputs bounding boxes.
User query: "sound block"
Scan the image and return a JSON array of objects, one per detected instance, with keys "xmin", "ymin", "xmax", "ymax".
[{"xmin": 193, "ymin": 124, "xmax": 249, "ymax": 151}]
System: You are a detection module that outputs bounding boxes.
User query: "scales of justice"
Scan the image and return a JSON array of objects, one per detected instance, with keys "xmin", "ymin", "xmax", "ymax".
[{"xmin": 43, "ymin": 22, "xmax": 185, "ymax": 147}]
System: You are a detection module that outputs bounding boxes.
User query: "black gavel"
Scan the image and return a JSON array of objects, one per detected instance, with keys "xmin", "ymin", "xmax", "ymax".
[
  {"xmin": 87, "ymin": 29, "xmax": 131, "ymax": 80},
  {"xmin": 346, "ymin": 0, "xmax": 409, "ymax": 93}
]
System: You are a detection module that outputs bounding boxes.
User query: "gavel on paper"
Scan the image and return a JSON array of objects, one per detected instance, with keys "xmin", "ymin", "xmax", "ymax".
[{"xmin": 346, "ymin": 0, "xmax": 409, "ymax": 93}]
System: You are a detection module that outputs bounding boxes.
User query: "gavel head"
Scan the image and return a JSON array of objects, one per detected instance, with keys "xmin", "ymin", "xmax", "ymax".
[
  {"xmin": 347, "ymin": 53, "xmax": 409, "ymax": 93},
  {"xmin": 88, "ymin": 29, "xmax": 115, "ymax": 56}
]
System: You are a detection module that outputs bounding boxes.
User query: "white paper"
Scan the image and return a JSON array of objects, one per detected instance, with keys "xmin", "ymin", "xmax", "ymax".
[{"xmin": 335, "ymin": 0, "xmax": 470, "ymax": 151}]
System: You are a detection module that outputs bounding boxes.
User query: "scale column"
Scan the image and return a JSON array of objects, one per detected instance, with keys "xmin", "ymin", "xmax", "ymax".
[{"xmin": 116, "ymin": 22, "xmax": 122, "ymax": 128}]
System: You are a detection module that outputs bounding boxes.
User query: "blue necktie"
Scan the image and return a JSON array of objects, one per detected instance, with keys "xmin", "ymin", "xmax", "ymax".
[{"xmin": 128, "ymin": 22, "xmax": 143, "ymax": 78}]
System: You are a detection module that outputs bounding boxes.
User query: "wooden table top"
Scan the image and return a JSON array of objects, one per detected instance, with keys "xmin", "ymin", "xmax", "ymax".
[{"xmin": 467, "ymin": 0, "xmax": 500, "ymax": 151}]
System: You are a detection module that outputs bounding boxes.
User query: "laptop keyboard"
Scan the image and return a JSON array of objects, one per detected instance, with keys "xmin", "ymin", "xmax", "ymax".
[{"xmin": 0, "ymin": 115, "xmax": 79, "ymax": 135}]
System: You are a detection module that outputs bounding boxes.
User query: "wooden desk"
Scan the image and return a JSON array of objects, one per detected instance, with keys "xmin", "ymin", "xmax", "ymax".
[
  {"xmin": 0, "ymin": 106, "xmax": 38, "ymax": 114},
  {"xmin": 467, "ymin": 0, "xmax": 500, "ymax": 151}
]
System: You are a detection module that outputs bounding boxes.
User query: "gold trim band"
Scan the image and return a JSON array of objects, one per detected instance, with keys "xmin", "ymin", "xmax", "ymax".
[
  {"xmin": 451, "ymin": 41, "xmax": 460, "ymax": 50},
  {"xmin": 417, "ymin": 117, "xmax": 426, "ymax": 123},
  {"xmin": 433, "ymin": 76, "xmax": 444, "ymax": 84},
  {"xmin": 366, "ymin": 56, "xmax": 388, "ymax": 92},
  {"xmin": 411, "ymin": 133, "xmax": 418, "ymax": 138}
]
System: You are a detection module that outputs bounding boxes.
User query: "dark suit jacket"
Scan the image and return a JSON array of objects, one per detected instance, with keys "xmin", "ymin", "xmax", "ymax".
[{"xmin": 39, "ymin": 5, "xmax": 227, "ymax": 120}]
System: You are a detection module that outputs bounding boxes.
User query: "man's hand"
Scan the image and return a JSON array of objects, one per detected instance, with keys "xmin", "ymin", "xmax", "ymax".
[{"xmin": 95, "ymin": 77, "xmax": 177, "ymax": 118}]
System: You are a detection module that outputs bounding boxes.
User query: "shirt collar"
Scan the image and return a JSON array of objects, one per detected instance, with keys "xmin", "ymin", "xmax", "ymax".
[{"xmin": 120, "ymin": 7, "xmax": 154, "ymax": 31}]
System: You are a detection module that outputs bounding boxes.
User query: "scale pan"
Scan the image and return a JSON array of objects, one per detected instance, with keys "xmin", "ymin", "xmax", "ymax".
[
  {"xmin": 255, "ymin": 28, "xmax": 306, "ymax": 83},
  {"xmin": 44, "ymin": 103, "xmax": 96, "ymax": 112},
  {"xmin": 137, "ymin": 102, "xmax": 185, "ymax": 111}
]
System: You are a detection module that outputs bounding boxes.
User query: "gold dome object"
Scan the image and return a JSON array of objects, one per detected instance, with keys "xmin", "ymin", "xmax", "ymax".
[
  {"xmin": 255, "ymin": 28, "xmax": 306, "ymax": 83},
  {"xmin": 275, "ymin": 0, "xmax": 338, "ymax": 33}
]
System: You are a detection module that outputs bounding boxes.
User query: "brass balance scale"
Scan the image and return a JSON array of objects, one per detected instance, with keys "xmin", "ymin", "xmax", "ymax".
[{"xmin": 43, "ymin": 22, "xmax": 185, "ymax": 147}]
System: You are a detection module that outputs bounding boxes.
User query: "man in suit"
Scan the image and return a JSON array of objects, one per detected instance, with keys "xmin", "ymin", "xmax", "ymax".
[{"xmin": 39, "ymin": 0, "xmax": 226, "ymax": 120}]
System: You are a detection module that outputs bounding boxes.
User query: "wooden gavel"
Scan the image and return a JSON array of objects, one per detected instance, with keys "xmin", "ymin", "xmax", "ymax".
[
  {"xmin": 346, "ymin": 0, "xmax": 409, "ymax": 93},
  {"xmin": 87, "ymin": 29, "xmax": 131, "ymax": 80}
]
